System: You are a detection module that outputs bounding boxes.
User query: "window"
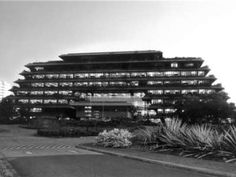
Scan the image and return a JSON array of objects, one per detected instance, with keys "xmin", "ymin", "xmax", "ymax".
[
  {"xmin": 17, "ymin": 91, "xmax": 28, "ymax": 95},
  {"xmin": 90, "ymin": 73, "xmax": 103, "ymax": 78},
  {"xmin": 151, "ymin": 99, "xmax": 163, "ymax": 104},
  {"xmin": 199, "ymin": 89, "xmax": 214, "ymax": 94},
  {"xmin": 32, "ymin": 83, "xmax": 44, "ymax": 87},
  {"xmin": 59, "ymin": 82, "xmax": 73, "ymax": 87},
  {"xmin": 184, "ymin": 63, "xmax": 194, "ymax": 67},
  {"xmin": 89, "ymin": 82, "xmax": 102, "ymax": 86},
  {"xmin": 164, "ymin": 81, "xmax": 180, "ymax": 85},
  {"xmin": 198, "ymin": 71, "xmax": 205, "ymax": 76},
  {"xmin": 198, "ymin": 80, "xmax": 209, "ymax": 85},
  {"xmin": 58, "ymin": 99, "xmax": 68, "ymax": 104},
  {"xmin": 59, "ymin": 74, "xmax": 73, "ymax": 79},
  {"xmin": 148, "ymin": 90, "xmax": 163, "ymax": 95},
  {"xmin": 59, "ymin": 90, "xmax": 72, "ymax": 96},
  {"xmin": 131, "ymin": 72, "xmax": 146, "ymax": 77},
  {"xmin": 32, "ymin": 74, "xmax": 45, "ymax": 79},
  {"xmin": 130, "ymin": 81, "xmax": 139, "ymax": 86},
  {"xmin": 171, "ymin": 62, "xmax": 178, "ymax": 68},
  {"xmin": 164, "ymin": 71, "xmax": 180, "ymax": 77},
  {"xmin": 164, "ymin": 90, "xmax": 180, "ymax": 94},
  {"xmin": 46, "ymin": 74, "xmax": 59, "ymax": 79},
  {"xmin": 30, "ymin": 99, "xmax": 43, "ymax": 104},
  {"xmin": 34, "ymin": 67, "xmax": 44, "ymax": 71},
  {"xmin": 134, "ymin": 92, "xmax": 145, "ymax": 98},
  {"xmin": 30, "ymin": 91, "xmax": 43, "ymax": 95},
  {"xmin": 165, "ymin": 108, "xmax": 176, "ymax": 113},
  {"xmin": 45, "ymin": 91, "xmax": 57, "ymax": 95},
  {"xmin": 74, "ymin": 73, "xmax": 85, "ymax": 78},
  {"xmin": 45, "ymin": 82, "xmax": 58, "ymax": 87},
  {"xmin": 181, "ymin": 89, "xmax": 198, "ymax": 94},
  {"xmin": 74, "ymin": 82, "xmax": 82, "ymax": 86},
  {"xmin": 44, "ymin": 99, "xmax": 57, "ymax": 104},
  {"xmin": 30, "ymin": 108, "xmax": 42, "ymax": 112},
  {"xmin": 147, "ymin": 81, "xmax": 163, "ymax": 85},
  {"xmin": 181, "ymin": 71, "xmax": 197, "ymax": 76},
  {"xmin": 147, "ymin": 72, "xmax": 163, "ymax": 77},
  {"xmin": 102, "ymin": 82, "xmax": 109, "ymax": 87},
  {"xmin": 18, "ymin": 99, "xmax": 28, "ymax": 103},
  {"xmin": 181, "ymin": 80, "xmax": 198, "ymax": 85}
]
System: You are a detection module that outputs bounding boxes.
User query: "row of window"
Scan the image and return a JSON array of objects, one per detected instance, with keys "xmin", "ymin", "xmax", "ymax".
[
  {"xmin": 16, "ymin": 91, "xmax": 145, "ymax": 98},
  {"xmin": 17, "ymin": 90, "xmax": 73, "ymax": 96},
  {"xmin": 27, "ymin": 107, "xmax": 177, "ymax": 113},
  {"xmin": 17, "ymin": 89, "xmax": 214, "ymax": 98},
  {"xmin": 28, "ymin": 79, "xmax": 209, "ymax": 88},
  {"xmin": 28, "ymin": 71, "xmax": 205, "ymax": 80},
  {"xmin": 18, "ymin": 99, "xmax": 68, "ymax": 104},
  {"xmin": 148, "ymin": 89, "xmax": 214, "ymax": 95},
  {"xmin": 147, "ymin": 80, "xmax": 210, "ymax": 86},
  {"xmin": 151, "ymin": 99, "xmax": 177, "ymax": 104},
  {"xmin": 31, "ymin": 62, "xmax": 197, "ymax": 72}
]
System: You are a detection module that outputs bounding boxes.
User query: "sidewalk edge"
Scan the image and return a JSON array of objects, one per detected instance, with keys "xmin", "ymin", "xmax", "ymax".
[{"xmin": 77, "ymin": 145, "xmax": 236, "ymax": 177}]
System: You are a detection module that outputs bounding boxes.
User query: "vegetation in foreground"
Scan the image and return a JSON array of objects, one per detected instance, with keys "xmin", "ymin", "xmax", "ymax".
[{"xmin": 96, "ymin": 119, "xmax": 236, "ymax": 163}]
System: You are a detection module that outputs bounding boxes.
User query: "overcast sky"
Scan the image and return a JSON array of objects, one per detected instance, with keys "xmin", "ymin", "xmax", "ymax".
[{"xmin": 0, "ymin": 1, "xmax": 236, "ymax": 103}]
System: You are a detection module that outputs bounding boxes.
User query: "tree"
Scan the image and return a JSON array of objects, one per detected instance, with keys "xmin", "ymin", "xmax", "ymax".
[
  {"xmin": 175, "ymin": 91, "xmax": 235, "ymax": 124},
  {"xmin": 0, "ymin": 96, "xmax": 15, "ymax": 123}
]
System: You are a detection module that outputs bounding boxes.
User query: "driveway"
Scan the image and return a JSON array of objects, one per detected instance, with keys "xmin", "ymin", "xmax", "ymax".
[{"xmin": 0, "ymin": 125, "xmax": 213, "ymax": 177}]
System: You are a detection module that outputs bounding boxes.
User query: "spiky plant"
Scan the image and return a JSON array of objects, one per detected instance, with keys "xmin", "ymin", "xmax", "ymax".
[
  {"xmin": 132, "ymin": 126, "xmax": 161, "ymax": 145},
  {"xmin": 223, "ymin": 126, "xmax": 236, "ymax": 154},
  {"xmin": 159, "ymin": 119, "xmax": 188, "ymax": 148}
]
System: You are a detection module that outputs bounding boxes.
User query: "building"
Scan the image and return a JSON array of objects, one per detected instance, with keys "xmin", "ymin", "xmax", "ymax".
[
  {"xmin": 0, "ymin": 81, "xmax": 11, "ymax": 101},
  {"xmin": 11, "ymin": 50, "xmax": 223, "ymax": 120}
]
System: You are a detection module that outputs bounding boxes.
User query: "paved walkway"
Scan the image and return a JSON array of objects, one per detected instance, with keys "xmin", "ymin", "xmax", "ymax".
[
  {"xmin": 0, "ymin": 125, "xmax": 214, "ymax": 177},
  {"xmin": 0, "ymin": 124, "xmax": 96, "ymax": 158}
]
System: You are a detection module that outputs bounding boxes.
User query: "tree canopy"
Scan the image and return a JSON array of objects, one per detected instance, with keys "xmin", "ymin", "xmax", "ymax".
[
  {"xmin": 175, "ymin": 91, "xmax": 236, "ymax": 124},
  {"xmin": 0, "ymin": 96, "xmax": 15, "ymax": 123}
]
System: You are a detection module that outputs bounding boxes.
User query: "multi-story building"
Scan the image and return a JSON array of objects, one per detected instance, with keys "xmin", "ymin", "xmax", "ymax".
[
  {"xmin": 11, "ymin": 50, "xmax": 222, "ymax": 120},
  {"xmin": 0, "ymin": 81, "xmax": 11, "ymax": 101}
]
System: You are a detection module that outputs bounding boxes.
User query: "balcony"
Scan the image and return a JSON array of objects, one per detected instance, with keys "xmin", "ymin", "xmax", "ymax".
[{"xmin": 19, "ymin": 70, "xmax": 30, "ymax": 75}]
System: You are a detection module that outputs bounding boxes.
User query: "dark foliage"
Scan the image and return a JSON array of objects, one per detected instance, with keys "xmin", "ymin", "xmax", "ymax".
[{"xmin": 175, "ymin": 91, "xmax": 236, "ymax": 124}]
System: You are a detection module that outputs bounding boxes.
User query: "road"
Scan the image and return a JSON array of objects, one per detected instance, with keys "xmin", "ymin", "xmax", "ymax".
[{"xmin": 0, "ymin": 125, "xmax": 214, "ymax": 177}]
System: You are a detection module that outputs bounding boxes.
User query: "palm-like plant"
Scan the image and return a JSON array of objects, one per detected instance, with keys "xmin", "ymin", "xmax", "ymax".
[
  {"xmin": 132, "ymin": 126, "xmax": 161, "ymax": 145},
  {"xmin": 223, "ymin": 126, "xmax": 236, "ymax": 154}
]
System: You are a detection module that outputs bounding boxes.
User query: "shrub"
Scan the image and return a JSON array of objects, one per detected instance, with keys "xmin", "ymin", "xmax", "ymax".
[
  {"xmin": 96, "ymin": 128, "xmax": 133, "ymax": 148},
  {"xmin": 37, "ymin": 127, "xmax": 100, "ymax": 137},
  {"xmin": 131, "ymin": 118, "xmax": 236, "ymax": 162},
  {"xmin": 132, "ymin": 126, "xmax": 161, "ymax": 145},
  {"xmin": 223, "ymin": 126, "xmax": 236, "ymax": 153},
  {"xmin": 159, "ymin": 119, "xmax": 224, "ymax": 150}
]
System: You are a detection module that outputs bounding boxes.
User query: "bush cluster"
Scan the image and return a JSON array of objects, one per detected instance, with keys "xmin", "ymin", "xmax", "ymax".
[
  {"xmin": 96, "ymin": 128, "xmax": 133, "ymax": 148},
  {"xmin": 133, "ymin": 119, "xmax": 236, "ymax": 162},
  {"xmin": 37, "ymin": 127, "xmax": 99, "ymax": 137}
]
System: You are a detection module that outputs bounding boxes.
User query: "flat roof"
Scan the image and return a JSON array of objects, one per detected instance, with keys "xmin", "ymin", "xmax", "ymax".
[{"xmin": 59, "ymin": 50, "xmax": 162, "ymax": 59}]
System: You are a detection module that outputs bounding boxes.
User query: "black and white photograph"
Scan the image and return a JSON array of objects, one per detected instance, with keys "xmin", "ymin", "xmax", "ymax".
[{"xmin": 0, "ymin": 0, "xmax": 236, "ymax": 177}]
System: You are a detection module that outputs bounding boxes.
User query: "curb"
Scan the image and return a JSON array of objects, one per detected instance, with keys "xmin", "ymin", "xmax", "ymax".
[{"xmin": 77, "ymin": 145, "xmax": 236, "ymax": 177}]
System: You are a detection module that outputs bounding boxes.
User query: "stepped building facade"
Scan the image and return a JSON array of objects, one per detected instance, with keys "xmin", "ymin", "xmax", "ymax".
[{"xmin": 11, "ymin": 50, "xmax": 222, "ymax": 120}]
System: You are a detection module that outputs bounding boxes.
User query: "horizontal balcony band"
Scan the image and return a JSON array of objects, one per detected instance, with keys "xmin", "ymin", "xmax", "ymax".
[
  {"xmin": 20, "ymin": 67, "xmax": 210, "ymax": 75},
  {"xmin": 15, "ymin": 76, "xmax": 215, "ymax": 83},
  {"xmin": 14, "ymin": 103, "xmax": 75, "ymax": 108},
  {"xmin": 12, "ymin": 95, "xmax": 76, "ymax": 99},
  {"xmin": 12, "ymin": 85, "xmax": 223, "ymax": 91}
]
